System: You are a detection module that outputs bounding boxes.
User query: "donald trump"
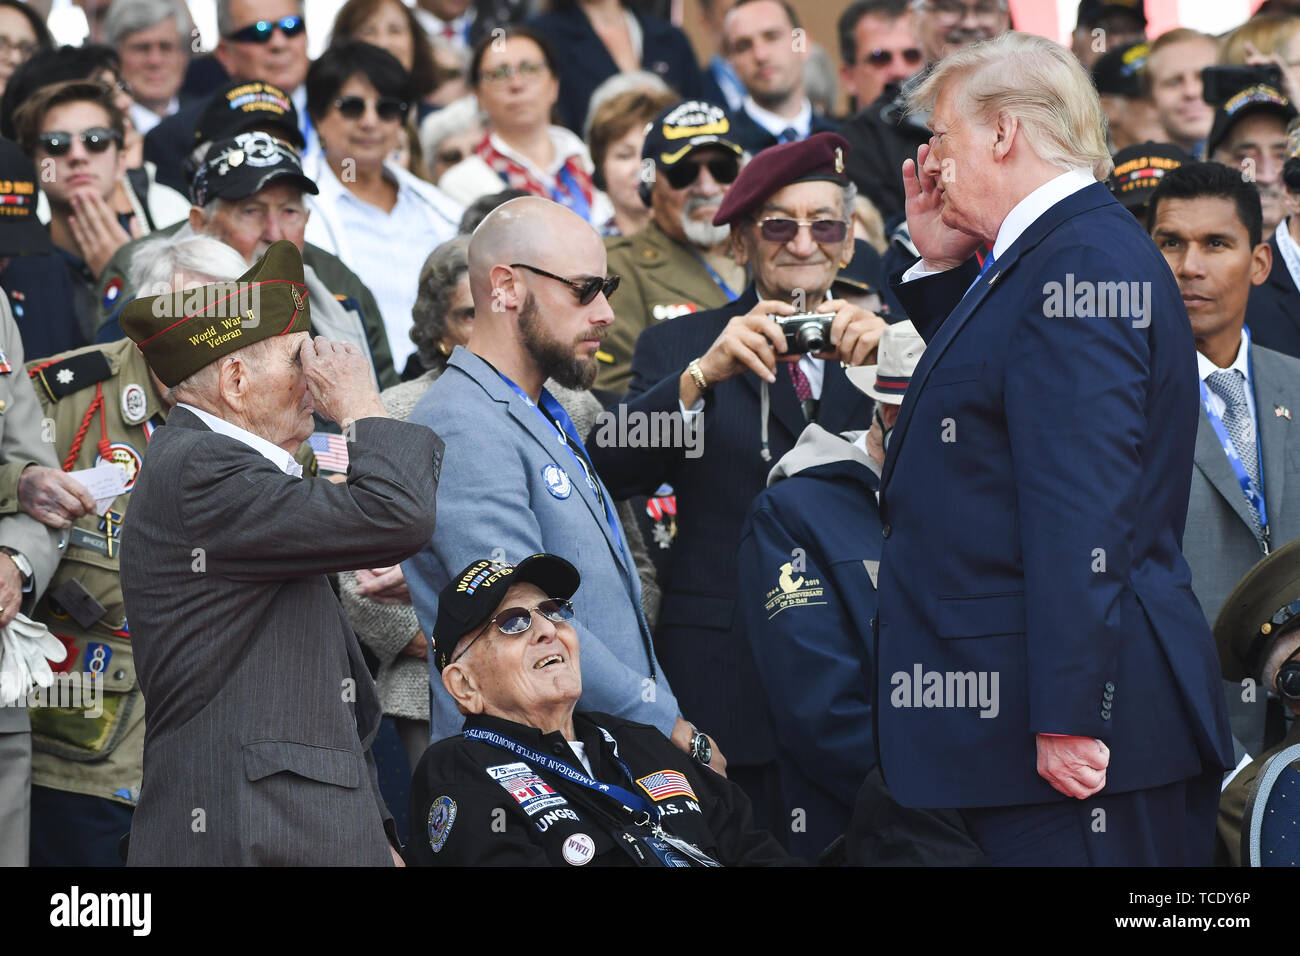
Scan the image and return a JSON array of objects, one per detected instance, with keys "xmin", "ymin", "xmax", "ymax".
[{"xmin": 875, "ymin": 32, "xmax": 1234, "ymax": 866}]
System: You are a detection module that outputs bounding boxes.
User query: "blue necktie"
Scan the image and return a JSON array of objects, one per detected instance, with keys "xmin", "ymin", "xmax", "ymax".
[
  {"xmin": 963, "ymin": 252, "xmax": 996, "ymax": 297},
  {"xmin": 1206, "ymin": 368, "xmax": 1263, "ymax": 536},
  {"xmin": 778, "ymin": 127, "xmax": 798, "ymax": 144}
]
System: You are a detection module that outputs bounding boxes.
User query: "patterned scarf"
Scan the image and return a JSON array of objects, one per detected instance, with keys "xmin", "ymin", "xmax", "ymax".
[{"xmin": 474, "ymin": 133, "xmax": 596, "ymax": 216}]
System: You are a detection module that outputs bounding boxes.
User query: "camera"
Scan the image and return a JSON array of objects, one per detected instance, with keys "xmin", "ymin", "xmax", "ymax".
[
  {"xmin": 773, "ymin": 312, "xmax": 834, "ymax": 354},
  {"xmin": 1201, "ymin": 64, "xmax": 1284, "ymax": 105}
]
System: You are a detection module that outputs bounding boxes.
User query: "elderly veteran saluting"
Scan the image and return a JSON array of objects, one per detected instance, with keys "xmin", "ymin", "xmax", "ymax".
[
  {"xmin": 408, "ymin": 555, "xmax": 792, "ymax": 867},
  {"xmin": 117, "ymin": 240, "xmax": 443, "ymax": 866}
]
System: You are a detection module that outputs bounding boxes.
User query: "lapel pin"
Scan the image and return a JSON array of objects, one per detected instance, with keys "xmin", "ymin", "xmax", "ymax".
[{"xmin": 1276, "ymin": 405, "xmax": 1292, "ymax": 420}]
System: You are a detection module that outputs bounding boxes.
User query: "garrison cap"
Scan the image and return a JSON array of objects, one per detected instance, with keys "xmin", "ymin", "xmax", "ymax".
[
  {"xmin": 712, "ymin": 131, "xmax": 850, "ymax": 226},
  {"xmin": 1215, "ymin": 538, "xmax": 1300, "ymax": 683},
  {"xmin": 119, "ymin": 240, "xmax": 311, "ymax": 388},
  {"xmin": 432, "ymin": 554, "xmax": 580, "ymax": 672}
]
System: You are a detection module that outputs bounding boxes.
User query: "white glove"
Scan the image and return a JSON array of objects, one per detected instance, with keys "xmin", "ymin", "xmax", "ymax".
[{"xmin": 0, "ymin": 614, "xmax": 66, "ymax": 706}]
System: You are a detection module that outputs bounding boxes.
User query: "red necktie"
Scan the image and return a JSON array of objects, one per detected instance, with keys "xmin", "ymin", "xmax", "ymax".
[{"xmin": 787, "ymin": 361, "xmax": 812, "ymax": 402}]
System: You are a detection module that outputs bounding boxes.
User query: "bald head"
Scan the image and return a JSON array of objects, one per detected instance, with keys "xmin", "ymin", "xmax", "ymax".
[
  {"xmin": 463, "ymin": 196, "xmax": 616, "ymax": 397},
  {"xmin": 468, "ymin": 197, "xmax": 604, "ymax": 314}
]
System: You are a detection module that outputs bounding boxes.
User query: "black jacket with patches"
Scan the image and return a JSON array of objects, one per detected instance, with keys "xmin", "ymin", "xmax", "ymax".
[{"xmin": 406, "ymin": 711, "xmax": 794, "ymax": 866}]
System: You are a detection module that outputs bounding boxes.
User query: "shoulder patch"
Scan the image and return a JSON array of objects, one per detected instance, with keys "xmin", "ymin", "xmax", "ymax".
[
  {"xmin": 635, "ymin": 770, "xmax": 698, "ymax": 802},
  {"xmin": 29, "ymin": 351, "xmax": 113, "ymax": 404},
  {"xmin": 428, "ymin": 795, "xmax": 457, "ymax": 852}
]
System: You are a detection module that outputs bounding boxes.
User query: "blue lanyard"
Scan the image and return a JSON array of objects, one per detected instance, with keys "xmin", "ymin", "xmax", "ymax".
[
  {"xmin": 463, "ymin": 725, "xmax": 661, "ymax": 823},
  {"xmin": 551, "ymin": 165, "xmax": 592, "ymax": 223},
  {"xmin": 495, "ymin": 371, "xmax": 628, "ymax": 559},
  {"xmin": 1200, "ymin": 331, "xmax": 1269, "ymax": 552},
  {"xmin": 693, "ymin": 253, "xmax": 739, "ymax": 302}
]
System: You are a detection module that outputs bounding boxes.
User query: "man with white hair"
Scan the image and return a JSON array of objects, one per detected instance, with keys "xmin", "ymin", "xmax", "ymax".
[
  {"xmin": 875, "ymin": 31, "xmax": 1233, "ymax": 865},
  {"xmin": 102, "ymin": 0, "xmax": 193, "ymax": 136},
  {"xmin": 117, "ymin": 240, "xmax": 441, "ymax": 865},
  {"xmin": 19, "ymin": 231, "xmax": 249, "ymax": 866}
]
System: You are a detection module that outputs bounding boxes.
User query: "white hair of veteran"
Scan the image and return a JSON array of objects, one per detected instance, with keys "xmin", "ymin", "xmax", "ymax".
[{"xmin": 906, "ymin": 31, "xmax": 1113, "ymax": 181}]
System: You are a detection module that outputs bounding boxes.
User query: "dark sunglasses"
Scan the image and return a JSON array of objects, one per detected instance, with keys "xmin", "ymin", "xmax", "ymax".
[
  {"xmin": 865, "ymin": 47, "xmax": 923, "ymax": 67},
  {"xmin": 664, "ymin": 156, "xmax": 739, "ymax": 190},
  {"xmin": 452, "ymin": 599, "xmax": 575, "ymax": 663},
  {"xmin": 226, "ymin": 15, "xmax": 305, "ymax": 44},
  {"xmin": 759, "ymin": 217, "xmax": 849, "ymax": 243},
  {"xmin": 37, "ymin": 127, "xmax": 121, "ymax": 156},
  {"xmin": 334, "ymin": 95, "xmax": 408, "ymax": 122},
  {"xmin": 512, "ymin": 263, "xmax": 620, "ymax": 305}
]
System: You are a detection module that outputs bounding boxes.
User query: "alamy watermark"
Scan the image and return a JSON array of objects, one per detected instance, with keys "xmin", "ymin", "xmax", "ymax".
[
  {"xmin": 590, "ymin": 405, "xmax": 703, "ymax": 459},
  {"xmin": 1042, "ymin": 274, "xmax": 1151, "ymax": 328},
  {"xmin": 890, "ymin": 664, "xmax": 999, "ymax": 718},
  {"xmin": 2, "ymin": 671, "xmax": 104, "ymax": 718}
]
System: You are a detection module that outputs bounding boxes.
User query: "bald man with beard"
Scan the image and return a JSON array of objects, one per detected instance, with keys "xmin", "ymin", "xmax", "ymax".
[{"xmin": 403, "ymin": 198, "xmax": 727, "ymax": 773}]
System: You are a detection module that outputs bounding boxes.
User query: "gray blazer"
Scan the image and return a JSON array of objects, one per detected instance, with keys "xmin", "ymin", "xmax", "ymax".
[
  {"xmin": 403, "ymin": 347, "xmax": 680, "ymax": 745},
  {"xmin": 0, "ymin": 291, "xmax": 66, "ymax": 733},
  {"xmin": 119, "ymin": 410, "xmax": 442, "ymax": 865},
  {"xmin": 1184, "ymin": 343, "xmax": 1300, "ymax": 625}
]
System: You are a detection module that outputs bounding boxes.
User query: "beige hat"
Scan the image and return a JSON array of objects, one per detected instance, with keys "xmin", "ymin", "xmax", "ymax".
[{"xmin": 845, "ymin": 320, "xmax": 925, "ymax": 404}]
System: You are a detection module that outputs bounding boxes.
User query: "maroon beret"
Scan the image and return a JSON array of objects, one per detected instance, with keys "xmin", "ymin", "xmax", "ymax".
[{"xmin": 713, "ymin": 131, "xmax": 851, "ymax": 226}]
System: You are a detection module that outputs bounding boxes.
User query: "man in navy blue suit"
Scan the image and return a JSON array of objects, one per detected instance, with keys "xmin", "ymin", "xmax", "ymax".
[
  {"xmin": 877, "ymin": 31, "xmax": 1233, "ymax": 865},
  {"xmin": 588, "ymin": 133, "xmax": 884, "ymax": 841}
]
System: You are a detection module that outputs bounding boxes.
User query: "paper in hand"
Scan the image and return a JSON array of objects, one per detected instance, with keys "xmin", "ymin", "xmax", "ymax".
[{"xmin": 68, "ymin": 464, "xmax": 128, "ymax": 515}]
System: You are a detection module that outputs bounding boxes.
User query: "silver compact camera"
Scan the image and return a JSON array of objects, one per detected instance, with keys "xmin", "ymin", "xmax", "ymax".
[{"xmin": 773, "ymin": 312, "xmax": 833, "ymax": 354}]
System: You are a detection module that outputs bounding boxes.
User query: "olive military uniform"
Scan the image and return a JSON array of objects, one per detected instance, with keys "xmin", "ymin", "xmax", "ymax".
[
  {"xmin": 407, "ymin": 711, "xmax": 793, "ymax": 866},
  {"xmin": 1216, "ymin": 717, "xmax": 1300, "ymax": 866},
  {"xmin": 597, "ymin": 221, "xmax": 744, "ymax": 398}
]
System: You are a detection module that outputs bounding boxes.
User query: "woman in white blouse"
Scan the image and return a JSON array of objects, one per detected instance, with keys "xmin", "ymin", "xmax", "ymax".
[
  {"xmin": 437, "ymin": 25, "xmax": 612, "ymax": 230},
  {"xmin": 303, "ymin": 40, "xmax": 464, "ymax": 376}
]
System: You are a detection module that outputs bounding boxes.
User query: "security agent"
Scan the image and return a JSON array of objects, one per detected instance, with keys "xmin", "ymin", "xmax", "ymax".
[
  {"xmin": 407, "ymin": 554, "xmax": 793, "ymax": 866},
  {"xmin": 1214, "ymin": 538, "xmax": 1300, "ymax": 865}
]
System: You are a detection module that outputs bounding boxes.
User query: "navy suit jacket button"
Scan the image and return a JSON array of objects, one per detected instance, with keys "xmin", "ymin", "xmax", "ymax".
[
  {"xmin": 881, "ymin": 524, "xmax": 891, "ymax": 539},
  {"xmin": 1104, "ymin": 681, "xmax": 1116, "ymax": 693},
  {"xmin": 1101, "ymin": 708, "xmax": 1111, "ymax": 720}
]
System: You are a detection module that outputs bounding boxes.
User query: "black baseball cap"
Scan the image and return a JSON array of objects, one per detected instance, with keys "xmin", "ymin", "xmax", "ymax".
[
  {"xmin": 189, "ymin": 131, "xmax": 319, "ymax": 207},
  {"xmin": 1077, "ymin": 0, "xmax": 1146, "ymax": 29},
  {"xmin": 194, "ymin": 79, "xmax": 304, "ymax": 149},
  {"xmin": 1206, "ymin": 84, "xmax": 1298, "ymax": 161},
  {"xmin": 432, "ymin": 554, "xmax": 581, "ymax": 672},
  {"xmin": 642, "ymin": 100, "xmax": 742, "ymax": 171},
  {"xmin": 0, "ymin": 138, "xmax": 50, "ymax": 256},
  {"xmin": 832, "ymin": 239, "xmax": 885, "ymax": 296},
  {"xmin": 1106, "ymin": 141, "xmax": 1190, "ymax": 211},
  {"xmin": 1092, "ymin": 41, "xmax": 1149, "ymax": 99}
]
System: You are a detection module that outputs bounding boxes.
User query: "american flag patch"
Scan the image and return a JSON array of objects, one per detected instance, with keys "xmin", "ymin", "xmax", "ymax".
[
  {"xmin": 308, "ymin": 432, "xmax": 350, "ymax": 473},
  {"xmin": 636, "ymin": 770, "xmax": 697, "ymax": 802}
]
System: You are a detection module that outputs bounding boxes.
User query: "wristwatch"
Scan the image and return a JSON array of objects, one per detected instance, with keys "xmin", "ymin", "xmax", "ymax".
[
  {"xmin": 688, "ymin": 724, "xmax": 712, "ymax": 765},
  {"xmin": 0, "ymin": 546, "xmax": 33, "ymax": 591}
]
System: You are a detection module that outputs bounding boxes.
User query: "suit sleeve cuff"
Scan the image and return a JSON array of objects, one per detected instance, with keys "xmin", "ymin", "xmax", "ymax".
[{"xmin": 0, "ymin": 460, "xmax": 35, "ymax": 514}]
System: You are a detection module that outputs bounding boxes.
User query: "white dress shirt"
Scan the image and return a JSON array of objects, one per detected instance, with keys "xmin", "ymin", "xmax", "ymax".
[
  {"xmin": 903, "ymin": 167, "xmax": 1097, "ymax": 283},
  {"xmin": 178, "ymin": 403, "xmax": 303, "ymax": 478},
  {"xmin": 741, "ymin": 96, "xmax": 812, "ymax": 142},
  {"xmin": 1196, "ymin": 328, "xmax": 1256, "ymax": 425},
  {"xmin": 1275, "ymin": 218, "xmax": 1300, "ymax": 292}
]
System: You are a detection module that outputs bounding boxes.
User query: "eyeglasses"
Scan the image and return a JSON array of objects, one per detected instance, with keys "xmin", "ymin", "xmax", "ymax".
[
  {"xmin": 37, "ymin": 127, "xmax": 122, "ymax": 156},
  {"xmin": 452, "ymin": 599, "xmax": 575, "ymax": 663},
  {"xmin": 0, "ymin": 36, "xmax": 38, "ymax": 58},
  {"xmin": 758, "ymin": 217, "xmax": 849, "ymax": 243},
  {"xmin": 511, "ymin": 263, "xmax": 620, "ymax": 305},
  {"xmin": 436, "ymin": 148, "xmax": 465, "ymax": 165},
  {"xmin": 333, "ymin": 95, "xmax": 409, "ymax": 122},
  {"xmin": 864, "ymin": 47, "xmax": 923, "ymax": 68},
  {"xmin": 225, "ymin": 15, "xmax": 305, "ymax": 44},
  {"xmin": 925, "ymin": 0, "xmax": 1007, "ymax": 22},
  {"xmin": 480, "ymin": 61, "xmax": 547, "ymax": 84},
  {"xmin": 664, "ymin": 156, "xmax": 740, "ymax": 190}
]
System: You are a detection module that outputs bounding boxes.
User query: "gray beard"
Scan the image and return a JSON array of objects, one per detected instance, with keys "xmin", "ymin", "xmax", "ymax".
[{"xmin": 681, "ymin": 214, "xmax": 730, "ymax": 249}]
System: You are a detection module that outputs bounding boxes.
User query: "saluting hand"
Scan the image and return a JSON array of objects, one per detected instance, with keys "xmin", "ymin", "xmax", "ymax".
[
  {"xmin": 902, "ymin": 143, "xmax": 981, "ymax": 272},
  {"xmin": 299, "ymin": 337, "xmax": 388, "ymax": 430}
]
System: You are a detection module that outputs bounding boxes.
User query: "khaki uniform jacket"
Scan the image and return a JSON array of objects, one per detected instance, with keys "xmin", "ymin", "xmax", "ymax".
[
  {"xmin": 598, "ymin": 220, "xmax": 741, "ymax": 397},
  {"xmin": 25, "ymin": 339, "xmax": 163, "ymax": 803},
  {"xmin": 0, "ymin": 291, "xmax": 66, "ymax": 736}
]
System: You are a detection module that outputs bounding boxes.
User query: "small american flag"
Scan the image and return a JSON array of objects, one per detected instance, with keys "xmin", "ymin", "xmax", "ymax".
[
  {"xmin": 636, "ymin": 770, "xmax": 697, "ymax": 802},
  {"xmin": 308, "ymin": 432, "xmax": 350, "ymax": 473}
]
